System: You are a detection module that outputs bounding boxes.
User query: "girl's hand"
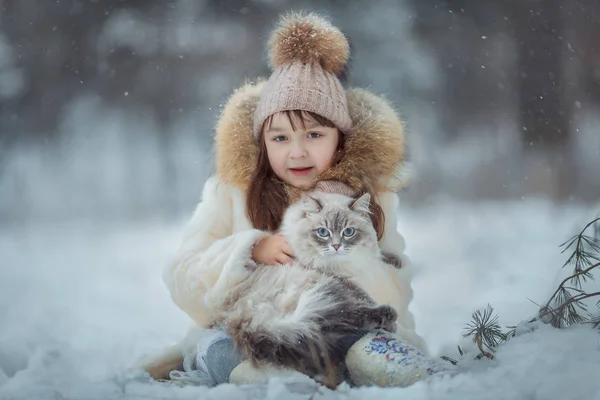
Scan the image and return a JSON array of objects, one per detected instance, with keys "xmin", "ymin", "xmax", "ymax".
[{"xmin": 251, "ymin": 234, "xmax": 295, "ymax": 265}]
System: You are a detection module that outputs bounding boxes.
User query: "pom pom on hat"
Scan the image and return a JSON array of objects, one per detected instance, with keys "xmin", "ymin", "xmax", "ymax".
[
  {"xmin": 268, "ymin": 12, "xmax": 350, "ymax": 76},
  {"xmin": 253, "ymin": 12, "xmax": 353, "ymax": 139}
]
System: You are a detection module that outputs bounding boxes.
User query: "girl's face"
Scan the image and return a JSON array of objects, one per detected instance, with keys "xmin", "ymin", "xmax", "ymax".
[{"xmin": 263, "ymin": 112, "xmax": 340, "ymax": 189}]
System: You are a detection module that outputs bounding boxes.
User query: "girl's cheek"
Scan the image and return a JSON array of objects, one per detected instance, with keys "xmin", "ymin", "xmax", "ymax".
[{"xmin": 328, "ymin": 149, "xmax": 339, "ymax": 166}]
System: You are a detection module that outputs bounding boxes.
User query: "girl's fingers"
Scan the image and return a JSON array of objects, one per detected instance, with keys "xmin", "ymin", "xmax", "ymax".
[
  {"xmin": 281, "ymin": 241, "xmax": 295, "ymax": 258},
  {"xmin": 274, "ymin": 234, "xmax": 294, "ymax": 257},
  {"xmin": 273, "ymin": 255, "xmax": 284, "ymax": 265},
  {"xmin": 275, "ymin": 254, "xmax": 292, "ymax": 265}
]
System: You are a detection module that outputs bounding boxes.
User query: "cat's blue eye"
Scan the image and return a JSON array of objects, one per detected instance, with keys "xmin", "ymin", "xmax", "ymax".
[
  {"xmin": 343, "ymin": 227, "xmax": 356, "ymax": 237},
  {"xmin": 316, "ymin": 227, "xmax": 330, "ymax": 237}
]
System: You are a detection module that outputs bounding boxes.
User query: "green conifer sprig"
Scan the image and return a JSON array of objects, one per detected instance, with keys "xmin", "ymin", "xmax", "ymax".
[
  {"xmin": 451, "ymin": 215, "xmax": 600, "ymax": 364},
  {"xmin": 558, "ymin": 217, "xmax": 600, "ymax": 288},
  {"xmin": 462, "ymin": 304, "xmax": 506, "ymax": 359},
  {"xmin": 539, "ymin": 217, "xmax": 600, "ymax": 328}
]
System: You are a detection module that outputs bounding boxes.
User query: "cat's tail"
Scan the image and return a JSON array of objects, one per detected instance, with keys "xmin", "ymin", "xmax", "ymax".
[{"xmin": 226, "ymin": 276, "xmax": 371, "ymax": 386}]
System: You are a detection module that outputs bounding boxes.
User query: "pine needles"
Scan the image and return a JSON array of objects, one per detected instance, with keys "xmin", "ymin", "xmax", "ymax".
[
  {"xmin": 462, "ymin": 305, "xmax": 506, "ymax": 359},
  {"xmin": 539, "ymin": 216, "xmax": 600, "ymax": 329},
  {"xmin": 454, "ymin": 214, "xmax": 600, "ymax": 362}
]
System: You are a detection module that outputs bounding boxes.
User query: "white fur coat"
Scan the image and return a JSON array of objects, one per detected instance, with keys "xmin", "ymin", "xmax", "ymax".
[
  {"xmin": 143, "ymin": 81, "xmax": 428, "ymax": 379},
  {"xmin": 163, "ymin": 176, "xmax": 426, "ymax": 351}
]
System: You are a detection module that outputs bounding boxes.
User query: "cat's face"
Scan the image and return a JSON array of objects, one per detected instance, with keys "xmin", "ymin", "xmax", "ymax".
[{"xmin": 281, "ymin": 191, "xmax": 380, "ymax": 265}]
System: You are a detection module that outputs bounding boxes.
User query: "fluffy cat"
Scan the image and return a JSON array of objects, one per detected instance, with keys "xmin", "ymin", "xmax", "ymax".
[{"xmin": 217, "ymin": 191, "xmax": 399, "ymax": 385}]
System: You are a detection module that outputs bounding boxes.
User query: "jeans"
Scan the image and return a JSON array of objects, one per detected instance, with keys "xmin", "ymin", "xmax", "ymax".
[{"xmin": 202, "ymin": 337, "xmax": 244, "ymax": 385}]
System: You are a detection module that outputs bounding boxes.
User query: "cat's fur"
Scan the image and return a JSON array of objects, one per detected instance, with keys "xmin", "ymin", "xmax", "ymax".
[{"xmin": 217, "ymin": 191, "xmax": 399, "ymax": 385}]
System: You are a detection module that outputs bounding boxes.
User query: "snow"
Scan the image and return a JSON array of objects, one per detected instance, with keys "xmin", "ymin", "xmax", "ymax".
[{"xmin": 1, "ymin": 198, "xmax": 600, "ymax": 399}]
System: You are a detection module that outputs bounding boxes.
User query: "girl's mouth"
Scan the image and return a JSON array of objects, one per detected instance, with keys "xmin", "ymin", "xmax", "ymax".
[{"xmin": 289, "ymin": 167, "xmax": 314, "ymax": 176}]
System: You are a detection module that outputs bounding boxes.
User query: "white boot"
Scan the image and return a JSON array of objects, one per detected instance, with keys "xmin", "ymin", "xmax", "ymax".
[
  {"xmin": 229, "ymin": 360, "xmax": 306, "ymax": 385},
  {"xmin": 346, "ymin": 330, "xmax": 444, "ymax": 387}
]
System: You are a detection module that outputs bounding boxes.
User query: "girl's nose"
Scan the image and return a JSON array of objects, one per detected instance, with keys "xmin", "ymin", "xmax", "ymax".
[{"xmin": 289, "ymin": 141, "xmax": 308, "ymax": 159}]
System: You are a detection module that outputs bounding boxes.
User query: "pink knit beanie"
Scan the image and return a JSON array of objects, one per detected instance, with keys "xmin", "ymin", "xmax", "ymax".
[{"xmin": 253, "ymin": 13, "xmax": 353, "ymax": 140}]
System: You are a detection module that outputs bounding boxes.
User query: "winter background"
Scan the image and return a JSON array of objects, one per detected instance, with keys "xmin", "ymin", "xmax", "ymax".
[{"xmin": 1, "ymin": 1, "xmax": 600, "ymax": 399}]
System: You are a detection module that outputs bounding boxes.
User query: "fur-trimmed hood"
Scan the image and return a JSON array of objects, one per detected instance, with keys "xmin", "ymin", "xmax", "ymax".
[{"xmin": 214, "ymin": 80, "xmax": 409, "ymax": 196}]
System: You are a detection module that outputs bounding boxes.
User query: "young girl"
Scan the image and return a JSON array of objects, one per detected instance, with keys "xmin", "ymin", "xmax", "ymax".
[{"xmin": 142, "ymin": 12, "xmax": 440, "ymax": 387}]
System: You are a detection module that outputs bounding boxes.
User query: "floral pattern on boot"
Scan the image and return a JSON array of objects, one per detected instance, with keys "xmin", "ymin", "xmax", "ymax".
[
  {"xmin": 366, "ymin": 333, "xmax": 436, "ymax": 374},
  {"xmin": 346, "ymin": 330, "xmax": 444, "ymax": 387}
]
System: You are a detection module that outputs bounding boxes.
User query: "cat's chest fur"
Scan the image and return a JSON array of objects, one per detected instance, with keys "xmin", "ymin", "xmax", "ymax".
[
  {"xmin": 216, "ymin": 190, "xmax": 406, "ymax": 385},
  {"xmin": 304, "ymin": 252, "xmax": 382, "ymax": 279}
]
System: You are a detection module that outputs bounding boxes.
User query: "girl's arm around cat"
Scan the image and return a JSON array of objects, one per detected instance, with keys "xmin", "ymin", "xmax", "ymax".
[{"xmin": 163, "ymin": 176, "xmax": 270, "ymax": 327}]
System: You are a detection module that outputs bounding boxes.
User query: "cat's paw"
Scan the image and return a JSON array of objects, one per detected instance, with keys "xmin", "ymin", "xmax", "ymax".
[
  {"xmin": 368, "ymin": 305, "xmax": 398, "ymax": 333},
  {"xmin": 381, "ymin": 252, "xmax": 402, "ymax": 269}
]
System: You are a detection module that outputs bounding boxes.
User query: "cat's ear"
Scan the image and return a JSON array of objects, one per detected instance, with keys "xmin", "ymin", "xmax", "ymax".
[
  {"xmin": 301, "ymin": 194, "xmax": 322, "ymax": 217},
  {"xmin": 350, "ymin": 192, "xmax": 371, "ymax": 216}
]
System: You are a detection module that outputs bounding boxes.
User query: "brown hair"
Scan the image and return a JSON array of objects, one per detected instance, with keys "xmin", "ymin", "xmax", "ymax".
[{"xmin": 246, "ymin": 110, "xmax": 385, "ymax": 240}]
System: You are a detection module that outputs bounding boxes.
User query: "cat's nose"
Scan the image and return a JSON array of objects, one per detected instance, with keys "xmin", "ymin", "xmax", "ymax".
[{"xmin": 332, "ymin": 244, "xmax": 340, "ymax": 251}]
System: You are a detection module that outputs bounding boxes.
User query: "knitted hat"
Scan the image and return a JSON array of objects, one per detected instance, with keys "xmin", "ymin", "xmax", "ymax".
[{"xmin": 253, "ymin": 13, "xmax": 353, "ymax": 139}]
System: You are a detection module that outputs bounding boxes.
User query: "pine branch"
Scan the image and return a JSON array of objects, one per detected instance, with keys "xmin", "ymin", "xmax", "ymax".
[
  {"xmin": 587, "ymin": 313, "xmax": 600, "ymax": 330},
  {"xmin": 504, "ymin": 325, "xmax": 517, "ymax": 339},
  {"xmin": 539, "ymin": 291, "xmax": 600, "ymax": 328},
  {"xmin": 559, "ymin": 217, "xmax": 600, "ymax": 288},
  {"xmin": 457, "ymin": 216, "xmax": 600, "ymax": 365},
  {"xmin": 440, "ymin": 355, "xmax": 458, "ymax": 365},
  {"xmin": 538, "ymin": 262, "xmax": 599, "ymax": 328},
  {"xmin": 560, "ymin": 238, "xmax": 598, "ymax": 288},
  {"xmin": 543, "ymin": 263, "xmax": 598, "ymax": 312},
  {"xmin": 463, "ymin": 305, "xmax": 506, "ymax": 359},
  {"xmin": 582, "ymin": 217, "xmax": 600, "ymax": 238},
  {"xmin": 539, "ymin": 216, "xmax": 600, "ymax": 328}
]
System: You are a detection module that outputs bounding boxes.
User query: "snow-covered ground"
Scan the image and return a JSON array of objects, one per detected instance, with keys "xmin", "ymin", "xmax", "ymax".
[{"xmin": 1, "ymin": 197, "xmax": 599, "ymax": 400}]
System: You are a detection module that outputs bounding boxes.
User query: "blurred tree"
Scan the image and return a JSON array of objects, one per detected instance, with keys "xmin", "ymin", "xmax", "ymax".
[
  {"xmin": 409, "ymin": 0, "xmax": 514, "ymax": 142},
  {"xmin": 512, "ymin": 1, "xmax": 571, "ymax": 149},
  {"xmin": 1, "ymin": 0, "xmax": 599, "ymax": 219},
  {"xmin": 510, "ymin": 1, "xmax": 575, "ymax": 200},
  {"xmin": 565, "ymin": 0, "xmax": 600, "ymax": 107},
  {"xmin": 0, "ymin": 0, "xmax": 134, "ymax": 137}
]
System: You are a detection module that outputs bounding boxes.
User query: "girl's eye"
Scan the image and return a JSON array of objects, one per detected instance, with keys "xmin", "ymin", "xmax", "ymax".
[
  {"xmin": 343, "ymin": 227, "xmax": 356, "ymax": 237},
  {"xmin": 273, "ymin": 135, "xmax": 287, "ymax": 142},
  {"xmin": 307, "ymin": 132, "xmax": 322, "ymax": 139},
  {"xmin": 316, "ymin": 228, "xmax": 330, "ymax": 237}
]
